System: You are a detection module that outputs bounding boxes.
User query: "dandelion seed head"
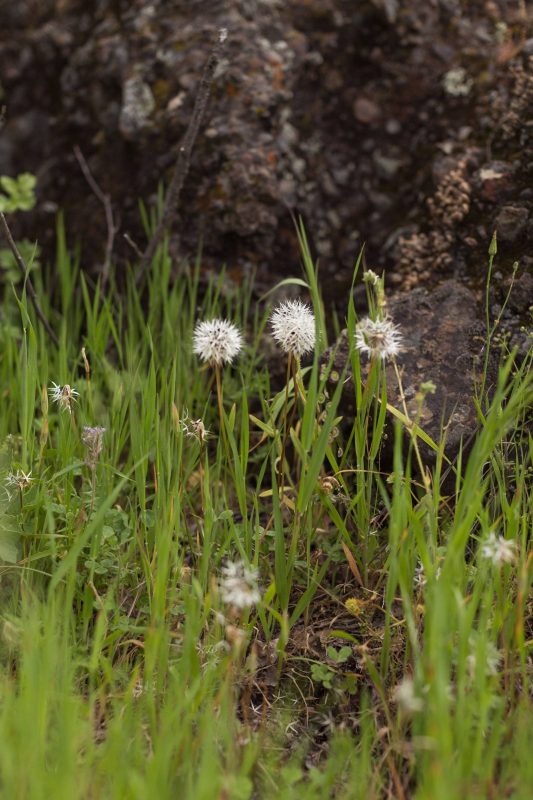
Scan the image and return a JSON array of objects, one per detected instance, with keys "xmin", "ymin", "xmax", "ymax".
[
  {"xmin": 393, "ymin": 677, "xmax": 424, "ymax": 714},
  {"xmin": 355, "ymin": 317, "xmax": 402, "ymax": 361},
  {"xmin": 48, "ymin": 382, "xmax": 79, "ymax": 413},
  {"xmin": 219, "ymin": 560, "xmax": 261, "ymax": 609},
  {"xmin": 270, "ymin": 299, "xmax": 316, "ymax": 358},
  {"xmin": 193, "ymin": 319, "xmax": 243, "ymax": 366},
  {"xmin": 481, "ymin": 531, "xmax": 517, "ymax": 567}
]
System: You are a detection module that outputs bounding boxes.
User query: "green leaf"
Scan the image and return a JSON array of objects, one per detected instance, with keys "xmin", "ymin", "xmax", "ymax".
[
  {"xmin": 0, "ymin": 173, "xmax": 37, "ymax": 213},
  {"xmin": 0, "ymin": 528, "xmax": 19, "ymax": 563}
]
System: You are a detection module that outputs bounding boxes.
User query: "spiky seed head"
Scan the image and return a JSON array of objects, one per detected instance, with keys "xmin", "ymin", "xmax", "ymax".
[
  {"xmin": 270, "ymin": 299, "xmax": 316, "ymax": 358},
  {"xmin": 354, "ymin": 317, "xmax": 402, "ymax": 361},
  {"xmin": 48, "ymin": 382, "xmax": 80, "ymax": 413},
  {"xmin": 192, "ymin": 319, "xmax": 243, "ymax": 366},
  {"xmin": 5, "ymin": 469, "xmax": 33, "ymax": 492}
]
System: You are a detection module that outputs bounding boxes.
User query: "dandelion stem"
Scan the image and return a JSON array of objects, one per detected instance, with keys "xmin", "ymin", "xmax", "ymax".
[
  {"xmin": 277, "ymin": 353, "xmax": 293, "ymax": 491},
  {"xmin": 215, "ymin": 363, "xmax": 231, "ymax": 465}
]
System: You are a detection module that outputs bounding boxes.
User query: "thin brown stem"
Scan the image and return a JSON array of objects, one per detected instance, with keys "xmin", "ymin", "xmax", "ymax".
[
  {"xmin": 215, "ymin": 363, "xmax": 231, "ymax": 465},
  {"xmin": 277, "ymin": 353, "xmax": 293, "ymax": 491},
  {"xmin": 136, "ymin": 29, "xmax": 228, "ymax": 282},
  {"xmin": 73, "ymin": 145, "xmax": 116, "ymax": 289}
]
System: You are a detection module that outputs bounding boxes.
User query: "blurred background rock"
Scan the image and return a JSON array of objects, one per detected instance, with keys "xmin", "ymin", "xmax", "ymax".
[{"xmin": 0, "ymin": 0, "xmax": 531, "ymax": 305}]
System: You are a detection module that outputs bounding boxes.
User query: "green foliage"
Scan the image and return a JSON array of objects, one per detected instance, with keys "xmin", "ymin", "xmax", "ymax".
[
  {"xmin": 0, "ymin": 216, "xmax": 530, "ymax": 798},
  {"xmin": 0, "ymin": 172, "xmax": 36, "ymax": 213},
  {"xmin": 0, "ymin": 238, "xmax": 41, "ymax": 282}
]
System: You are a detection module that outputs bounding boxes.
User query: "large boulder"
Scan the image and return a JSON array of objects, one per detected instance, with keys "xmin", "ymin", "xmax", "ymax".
[
  {"xmin": 322, "ymin": 280, "xmax": 500, "ymax": 471},
  {"xmin": 0, "ymin": 1, "xmax": 531, "ymax": 295}
]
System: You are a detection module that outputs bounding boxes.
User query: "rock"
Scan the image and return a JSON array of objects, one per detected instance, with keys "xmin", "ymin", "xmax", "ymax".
[
  {"xmin": 523, "ymin": 38, "xmax": 533, "ymax": 56},
  {"xmin": 494, "ymin": 206, "xmax": 529, "ymax": 243},
  {"xmin": 0, "ymin": 0, "xmax": 531, "ymax": 294},
  {"xmin": 322, "ymin": 280, "xmax": 498, "ymax": 471},
  {"xmin": 119, "ymin": 71, "xmax": 156, "ymax": 140},
  {"xmin": 353, "ymin": 97, "xmax": 381, "ymax": 124},
  {"xmin": 372, "ymin": 151, "xmax": 405, "ymax": 180},
  {"xmin": 477, "ymin": 162, "xmax": 516, "ymax": 202},
  {"xmin": 502, "ymin": 270, "xmax": 533, "ymax": 315}
]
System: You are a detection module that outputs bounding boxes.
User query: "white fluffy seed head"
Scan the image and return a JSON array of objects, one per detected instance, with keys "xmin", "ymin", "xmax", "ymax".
[
  {"xmin": 192, "ymin": 318, "xmax": 243, "ymax": 366},
  {"xmin": 354, "ymin": 317, "xmax": 402, "ymax": 361},
  {"xmin": 481, "ymin": 532, "xmax": 517, "ymax": 567},
  {"xmin": 270, "ymin": 299, "xmax": 316, "ymax": 358},
  {"xmin": 219, "ymin": 561, "xmax": 261, "ymax": 609}
]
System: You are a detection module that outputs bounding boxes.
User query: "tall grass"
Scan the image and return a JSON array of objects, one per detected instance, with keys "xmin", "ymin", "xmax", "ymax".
[{"xmin": 0, "ymin": 218, "xmax": 531, "ymax": 798}]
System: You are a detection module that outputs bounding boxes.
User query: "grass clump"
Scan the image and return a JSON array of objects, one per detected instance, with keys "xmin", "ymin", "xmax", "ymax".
[{"xmin": 0, "ymin": 219, "xmax": 531, "ymax": 799}]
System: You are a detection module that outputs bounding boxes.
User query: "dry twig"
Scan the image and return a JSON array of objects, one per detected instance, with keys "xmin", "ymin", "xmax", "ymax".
[
  {"xmin": 74, "ymin": 145, "xmax": 116, "ymax": 289},
  {"xmin": 136, "ymin": 28, "xmax": 228, "ymax": 282}
]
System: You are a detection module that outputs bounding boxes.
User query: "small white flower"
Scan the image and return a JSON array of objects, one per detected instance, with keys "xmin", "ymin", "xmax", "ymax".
[
  {"xmin": 414, "ymin": 561, "xmax": 427, "ymax": 589},
  {"xmin": 5, "ymin": 469, "xmax": 33, "ymax": 492},
  {"xmin": 363, "ymin": 269, "xmax": 380, "ymax": 285},
  {"xmin": 193, "ymin": 319, "xmax": 243, "ymax": 366},
  {"xmin": 355, "ymin": 317, "xmax": 402, "ymax": 360},
  {"xmin": 414, "ymin": 560, "xmax": 442, "ymax": 590},
  {"xmin": 270, "ymin": 299, "xmax": 316, "ymax": 358},
  {"xmin": 219, "ymin": 560, "xmax": 261, "ymax": 609},
  {"xmin": 393, "ymin": 677, "xmax": 424, "ymax": 714},
  {"xmin": 49, "ymin": 382, "xmax": 79, "ymax": 413},
  {"xmin": 481, "ymin": 532, "xmax": 517, "ymax": 567}
]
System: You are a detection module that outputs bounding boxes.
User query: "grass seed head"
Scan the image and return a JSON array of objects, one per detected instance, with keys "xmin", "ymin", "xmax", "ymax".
[{"xmin": 81, "ymin": 426, "xmax": 106, "ymax": 467}]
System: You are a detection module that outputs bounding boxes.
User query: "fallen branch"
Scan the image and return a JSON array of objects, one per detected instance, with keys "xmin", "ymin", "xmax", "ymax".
[
  {"xmin": 0, "ymin": 211, "xmax": 59, "ymax": 347},
  {"xmin": 136, "ymin": 28, "xmax": 228, "ymax": 282},
  {"xmin": 74, "ymin": 145, "xmax": 116, "ymax": 289}
]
